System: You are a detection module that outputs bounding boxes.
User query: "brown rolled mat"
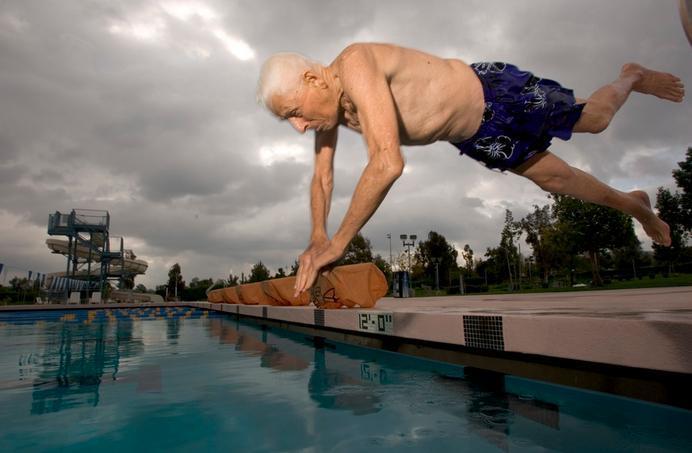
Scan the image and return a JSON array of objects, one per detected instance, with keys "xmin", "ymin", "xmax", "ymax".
[
  {"xmin": 234, "ymin": 282, "xmax": 263, "ymax": 305},
  {"xmin": 208, "ymin": 289, "xmax": 224, "ymax": 303},
  {"xmin": 315, "ymin": 263, "xmax": 388, "ymax": 308},
  {"xmin": 207, "ymin": 262, "xmax": 388, "ymax": 309},
  {"xmin": 260, "ymin": 280, "xmax": 305, "ymax": 306},
  {"xmin": 220, "ymin": 287, "xmax": 242, "ymax": 304},
  {"xmin": 263, "ymin": 263, "xmax": 388, "ymax": 308}
]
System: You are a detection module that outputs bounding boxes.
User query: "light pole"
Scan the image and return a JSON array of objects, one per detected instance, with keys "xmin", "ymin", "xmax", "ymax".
[
  {"xmin": 386, "ymin": 233, "xmax": 393, "ymax": 269},
  {"xmin": 431, "ymin": 257, "xmax": 442, "ymax": 292},
  {"xmin": 528, "ymin": 256, "xmax": 533, "ymax": 286},
  {"xmin": 400, "ymin": 234, "xmax": 417, "ymax": 273},
  {"xmin": 174, "ymin": 268, "xmax": 178, "ymax": 301}
]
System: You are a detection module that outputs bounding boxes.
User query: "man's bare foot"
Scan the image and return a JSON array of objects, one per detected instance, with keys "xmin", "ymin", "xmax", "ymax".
[
  {"xmin": 621, "ymin": 63, "xmax": 685, "ymax": 102},
  {"xmin": 629, "ymin": 190, "xmax": 672, "ymax": 246}
]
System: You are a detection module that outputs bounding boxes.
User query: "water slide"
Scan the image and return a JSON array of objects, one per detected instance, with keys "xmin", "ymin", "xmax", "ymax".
[{"xmin": 45, "ymin": 238, "xmax": 148, "ymax": 279}]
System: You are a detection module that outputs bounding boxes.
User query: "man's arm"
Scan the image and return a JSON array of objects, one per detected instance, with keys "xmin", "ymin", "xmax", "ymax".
[
  {"xmin": 308, "ymin": 127, "xmax": 337, "ymax": 245},
  {"xmin": 294, "ymin": 45, "xmax": 404, "ymax": 295}
]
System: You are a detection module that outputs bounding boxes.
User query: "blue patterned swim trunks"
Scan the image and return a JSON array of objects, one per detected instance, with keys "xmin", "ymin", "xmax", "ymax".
[{"xmin": 452, "ymin": 62, "xmax": 585, "ymax": 171}]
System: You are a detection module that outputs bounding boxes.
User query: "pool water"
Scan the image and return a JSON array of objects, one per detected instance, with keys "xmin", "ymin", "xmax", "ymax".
[{"xmin": 0, "ymin": 307, "xmax": 690, "ymax": 452}]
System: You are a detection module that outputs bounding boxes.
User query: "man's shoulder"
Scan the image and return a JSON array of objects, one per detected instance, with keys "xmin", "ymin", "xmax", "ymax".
[
  {"xmin": 332, "ymin": 43, "xmax": 404, "ymax": 81},
  {"xmin": 333, "ymin": 43, "xmax": 400, "ymax": 64}
]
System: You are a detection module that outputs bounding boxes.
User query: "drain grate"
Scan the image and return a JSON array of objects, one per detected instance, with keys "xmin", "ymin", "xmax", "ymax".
[{"xmin": 463, "ymin": 315, "xmax": 505, "ymax": 351}]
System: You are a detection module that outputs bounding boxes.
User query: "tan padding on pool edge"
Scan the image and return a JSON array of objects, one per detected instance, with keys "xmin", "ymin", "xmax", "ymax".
[
  {"xmin": 217, "ymin": 287, "xmax": 241, "ymax": 304},
  {"xmin": 208, "ymin": 290, "xmax": 224, "ymax": 303},
  {"xmin": 261, "ymin": 279, "xmax": 309, "ymax": 306},
  {"xmin": 236, "ymin": 282, "xmax": 265, "ymax": 305},
  {"xmin": 207, "ymin": 263, "xmax": 388, "ymax": 309}
]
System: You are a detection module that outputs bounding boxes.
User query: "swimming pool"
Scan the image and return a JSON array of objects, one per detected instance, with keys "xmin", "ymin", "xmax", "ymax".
[{"xmin": 0, "ymin": 307, "xmax": 690, "ymax": 452}]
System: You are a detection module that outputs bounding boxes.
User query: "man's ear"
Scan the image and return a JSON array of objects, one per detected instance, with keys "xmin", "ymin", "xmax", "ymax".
[{"xmin": 303, "ymin": 70, "xmax": 328, "ymax": 89}]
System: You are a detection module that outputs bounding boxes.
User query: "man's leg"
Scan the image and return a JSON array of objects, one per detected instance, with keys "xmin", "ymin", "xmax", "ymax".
[
  {"xmin": 513, "ymin": 151, "xmax": 672, "ymax": 246},
  {"xmin": 516, "ymin": 62, "xmax": 684, "ymax": 245},
  {"xmin": 572, "ymin": 63, "xmax": 684, "ymax": 134}
]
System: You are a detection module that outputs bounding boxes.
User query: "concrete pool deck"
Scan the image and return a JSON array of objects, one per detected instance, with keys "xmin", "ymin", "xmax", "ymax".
[
  {"xmin": 2, "ymin": 286, "xmax": 691, "ymax": 408},
  {"xmin": 188, "ymin": 286, "xmax": 692, "ymax": 374}
]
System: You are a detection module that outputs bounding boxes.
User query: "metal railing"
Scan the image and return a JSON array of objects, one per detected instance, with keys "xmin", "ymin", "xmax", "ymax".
[
  {"xmin": 48, "ymin": 209, "xmax": 110, "ymax": 234},
  {"xmin": 73, "ymin": 209, "xmax": 109, "ymax": 227}
]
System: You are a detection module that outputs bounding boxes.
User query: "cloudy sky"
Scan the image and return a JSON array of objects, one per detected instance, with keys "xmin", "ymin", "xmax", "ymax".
[{"xmin": 1, "ymin": 0, "xmax": 690, "ymax": 288}]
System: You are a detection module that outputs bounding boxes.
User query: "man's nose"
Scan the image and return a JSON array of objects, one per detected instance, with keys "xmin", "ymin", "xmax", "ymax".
[{"xmin": 288, "ymin": 117, "xmax": 308, "ymax": 133}]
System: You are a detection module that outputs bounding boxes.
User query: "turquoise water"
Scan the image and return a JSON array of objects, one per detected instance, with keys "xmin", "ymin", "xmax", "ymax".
[{"xmin": 0, "ymin": 308, "xmax": 690, "ymax": 452}]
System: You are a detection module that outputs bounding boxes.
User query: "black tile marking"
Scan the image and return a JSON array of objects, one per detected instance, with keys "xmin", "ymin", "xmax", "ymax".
[
  {"xmin": 314, "ymin": 309, "xmax": 325, "ymax": 326},
  {"xmin": 262, "ymin": 307, "xmax": 268, "ymax": 318},
  {"xmin": 463, "ymin": 315, "xmax": 505, "ymax": 351}
]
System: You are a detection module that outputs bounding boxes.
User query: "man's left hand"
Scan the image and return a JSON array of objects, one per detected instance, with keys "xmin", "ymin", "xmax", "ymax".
[{"xmin": 294, "ymin": 241, "xmax": 343, "ymax": 297}]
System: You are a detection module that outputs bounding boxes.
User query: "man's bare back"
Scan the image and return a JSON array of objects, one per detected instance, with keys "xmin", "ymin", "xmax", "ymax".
[{"xmin": 331, "ymin": 43, "xmax": 485, "ymax": 145}]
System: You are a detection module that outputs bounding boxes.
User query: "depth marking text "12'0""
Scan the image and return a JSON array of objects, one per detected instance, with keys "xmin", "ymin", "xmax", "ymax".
[{"xmin": 357, "ymin": 312, "xmax": 394, "ymax": 334}]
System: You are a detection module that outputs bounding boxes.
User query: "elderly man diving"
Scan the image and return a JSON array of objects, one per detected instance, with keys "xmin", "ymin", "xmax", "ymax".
[{"xmin": 257, "ymin": 43, "xmax": 684, "ymax": 297}]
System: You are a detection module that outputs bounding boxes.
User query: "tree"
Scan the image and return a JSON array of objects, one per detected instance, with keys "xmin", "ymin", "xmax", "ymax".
[
  {"xmin": 248, "ymin": 261, "xmax": 271, "ymax": 283},
  {"xmin": 654, "ymin": 148, "xmax": 692, "ymax": 270},
  {"xmin": 672, "ymin": 147, "xmax": 692, "ymax": 230},
  {"xmin": 653, "ymin": 188, "xmax": 688, "ymax": 270},
  {"xmin": 611, "ymin": 240, "xmax": 648, "ymax": 278},
  {"xmin": 413, "ymin": 231, "xmax": 459, "ymax": 288},
  {"xmin": 9, "ymin": 277, "xmax": 29, "ymax": 291},
  {"xmin": 333, "ymin": 233, "xmax": 392, "ymax": 280},
  {"xmin": 393, "ymin": 251, "xmax": 410, "ymax": 272},
  {"xmin": 500, "ymin": 210, "xmax": 520, "ymax": 289},
  {"xmin": 372, "ymin": 254, "xmax": 392, "ymax": 281},
  {"xmin": 189, "ymin": 277, "xmax": 213, "ymax": 289},
  {"xmin": 520, "ymin": 203, "xmax": 571, "ymax": 286},
  {"xmin": 274, "ymin": 267, "xmax": 286, "ymax": 278},
  {"xmin": 552, "ymin": 195, "xmax": 637, "ymax": 286},
  {"xmin": 227, "ymin": 273, "xmax": 239, "ymax": 287},
  {"xmin": 477, "ymin": 246, "xmax": 507, "ymax": 285},
  {"xmin": 461, "ymin": 244, "xmax": 474, "ymax": 275},
  {"xmin": 181, "ymin": 277, "xmax": 213, "ymax": 301},
  {"xmin": 289, "ymin": 260, "xmax": 299, "ymax": 276},
  {"xmin": 135, "ymin": 283, "xmax": 147, "ymax": 293},
  {"xmin": 338, "ymin": 233, "xmax": 374, "ymax": 264},
  {"xmin": 167, "ymin": 263, "xmax": 185, "ymax": 300}
]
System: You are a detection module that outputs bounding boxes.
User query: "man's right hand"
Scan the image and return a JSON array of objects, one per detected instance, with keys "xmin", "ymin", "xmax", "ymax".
[{"xmin": 294, "ymin": 238, "xmax": 341, "ymax": 298}]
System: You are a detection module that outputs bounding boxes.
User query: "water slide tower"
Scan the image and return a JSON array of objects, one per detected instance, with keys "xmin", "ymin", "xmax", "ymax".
[{"xmin": 45, "ymin": 209, "xmax": 148, "ymax": 303}]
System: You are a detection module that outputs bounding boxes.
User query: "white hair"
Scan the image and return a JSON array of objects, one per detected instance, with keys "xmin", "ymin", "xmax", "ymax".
[{"xmin": 256, "ymin": 52, "xmax": 321, "ymax": 110}]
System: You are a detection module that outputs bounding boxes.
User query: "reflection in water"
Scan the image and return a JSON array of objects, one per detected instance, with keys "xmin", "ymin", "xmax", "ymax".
[
  {"xmin": 0, "ymin": 308, "xmax": 208, "ymax": 415},
  {"xmin": 208, "ymin": 317, "xmax": 381, "ymax": 414},
  {"xmin": 208, "ymin": 318, "xmax": 561, "ymax": 432},
  {"xmin": 207, "ymin": 318, "xmax": 692, "ymax": 452},
  {"xmin": 31, "ymin": 321, "xmax": 122, "ymax": 414},
  {"xmin": 435, "ymin": 368, "xmax": 559, "ymax": 452},
  {"xmin": 309, "ymin": 346, "xmax": 381, "ymax": 415}
]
